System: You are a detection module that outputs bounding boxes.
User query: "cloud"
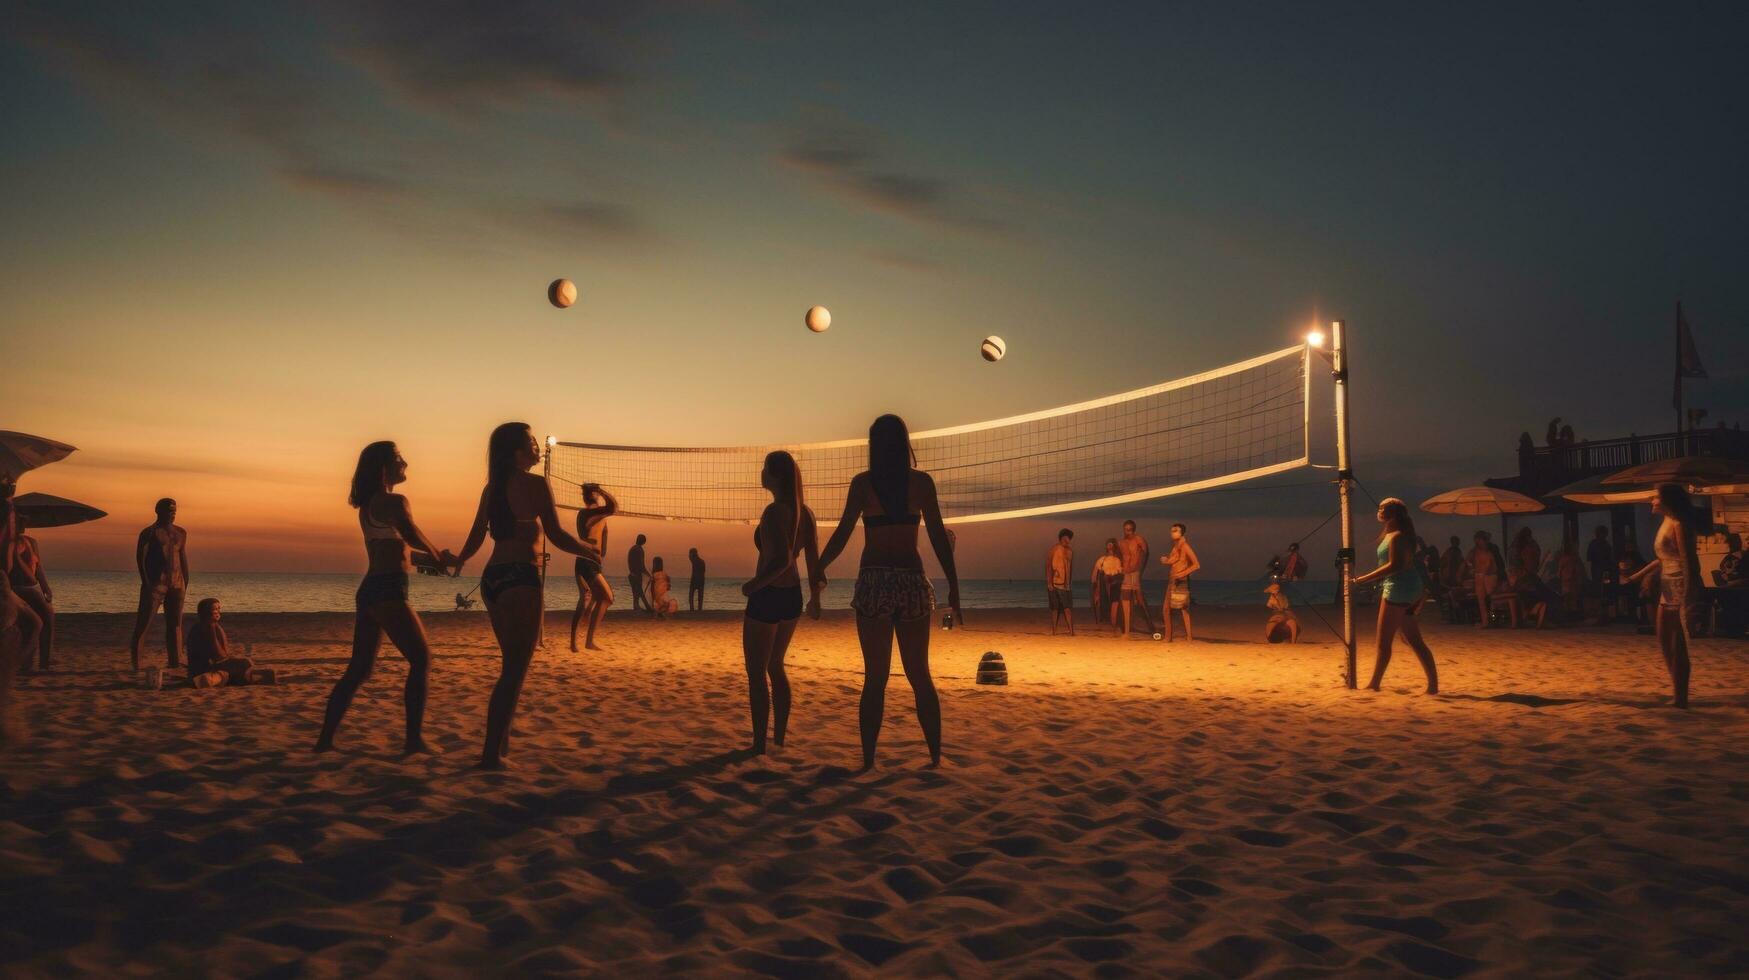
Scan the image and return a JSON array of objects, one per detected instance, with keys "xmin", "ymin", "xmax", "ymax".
[
  {"xmin": 62, "ymin": 450, "xmax": 321, "ymax": 486},
  {"xmin": 280, "ymin": 166, "xmax": 412, "ymax": 201},
  {"xmin": 778, "ymin": 128, "xmax": 1014, "ymax": 237},
  {"xmin": 540, "ymin": 201, "xmax": 646, "ymax": 239},
  {"xmin": 860, "ymin": 248, "xmax": 940, "ymax": 274}
]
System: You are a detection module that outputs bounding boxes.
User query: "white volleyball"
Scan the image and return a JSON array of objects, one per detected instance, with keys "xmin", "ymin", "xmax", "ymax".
[
  {"xmin": 805, "ymin": 305, "xmax": 831, "ymax": 333},
  {"xmin": 980, "ymin": 335, "xmax": 1006, "ymax": 362},
  {"xmin": 548, "ymin": 278, "xmax": 577, "ymax": 309}
]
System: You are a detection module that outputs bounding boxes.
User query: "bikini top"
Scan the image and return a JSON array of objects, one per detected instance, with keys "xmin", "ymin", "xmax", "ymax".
[{"xmin": 361, "ymin": 499, "xmax": 400, "ymax": 543}]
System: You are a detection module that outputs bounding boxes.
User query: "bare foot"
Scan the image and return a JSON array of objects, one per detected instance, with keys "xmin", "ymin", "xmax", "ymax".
[
  {"xmin": 402, "ymin": 738, "xmax": 438, "ymax": 757},
  {"xmin": 313, "ymin": 739, "xmax": 335, "ymax": 753},
  {"xmin": 569, "ymin": 643, "xmax": 579, "ymax": 653},
  {"xmin": 475, "ymin": 755, "xmax": 515, "ymax": 771},
  {"xmin": 585, "ymin": 642, "xmax": 604, "ymax": 651}
]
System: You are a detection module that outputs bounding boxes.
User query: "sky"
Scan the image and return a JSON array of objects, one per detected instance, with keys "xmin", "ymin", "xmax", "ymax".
[{"xmin": 3, "ymin": 1, "xmax": 1747, "ymax": 581}]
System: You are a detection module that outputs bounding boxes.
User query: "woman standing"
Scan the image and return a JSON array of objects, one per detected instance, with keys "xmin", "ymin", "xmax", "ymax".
[
  {"xmin": 818, "ymin": 414, "xmax": 961, "ymax": 771},
  {"xmin": 1354, "ymin": 498, "xmax": 1438, "ymax": 694},
  {"xmin": 1091, "ymin": 538, "xmax": 1123, "ymax": 632},
  {"xmin": 9, "ymin": 516, "xmax": 53, "ymax": 672},
  {"xmin": 0, "ymin": 482, "xmax": 20, "ymax": 747},
  {"xmin": 454, "ymin": 423, "xmax": 601, "ymax": 769},
  {"xmin": 316, "ymin": 442, "xmax": 458, "ymax": 756},
  {"xmin": 1623, "ymin": 483, "xmax": 1703, "ymax": 708},
  {"xmin": 1469, "ymin": 531, "xmax": 1501, "ymax": 627},
  {"xmin": 569, "ymin": 483, "xmax": 617, "ymax": 652},
  {"xmin": 739, "ymin": 451, "xmax": 820, "ymax": 755}
]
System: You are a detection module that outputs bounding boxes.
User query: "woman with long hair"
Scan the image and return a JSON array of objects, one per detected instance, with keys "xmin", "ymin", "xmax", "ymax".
[
  {"xmin": 454, "ymin": 423, "xmax": 601, "ymax": 769},
  {"xmin": 739, "ymin": 451, "xmax": 821, "ymax": 755},
  {"xmin": 1354, "ymin": 497, "xmax": 1439, "ymax": 694},
  {"xmin": 1623, "ymin": 483, "xmax": 1703, "ymax": 708},
  {"xmin": 316, "ymin": 442, "xmax": 458, "ymax": 755},
  {"xmin": 818, "ymin": 414, "xmax": 961, "ymax": 771},
  {"xmin": 0, "ymin": 481, "xmax": 20, "ymax": 747},
  {"xmin": 1469, "ymin": 530, "xmax": 1501, "ymax": 627},
  {"xmin": 1092, "ymin": 537, "xmax": 1123, "ymax": 632},
  {"xmin": 568, "ymin": 483, "xmax": 617, "ymax": 652}
]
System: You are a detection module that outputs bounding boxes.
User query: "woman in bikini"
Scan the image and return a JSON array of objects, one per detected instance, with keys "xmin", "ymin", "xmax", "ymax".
[
  {"xmin": 817, "ymin": 414, "xmax": 961, "ymax": 771},
  {"xmin": 1469, "ymin": 530, "xmax": 1501, "ymax": 627},
  {"xmin": 455, "ymin": 422, "xmax": 601, "ymax": 769},
  {"xmin": 8, "ymin": 514, "xmax": 50, "ymax": 673},
  {"xmin": 0, "ymin": 482, "xmax": 20, "ymax": 746},
  {"xmin": 1622, "ymin": 483, "xmax": 1703, "ymax": 708},
  {"xmin": 569, "ymin": 483, "xmax": 617, "ymax": 652},
  {"xmin": 1354, "ymin": 497, "xmax": 1438, "ymax": 694},
  {"xmin": 739, "ymin": 451, "xmax": 821, "ymax": 755},
  {"xmin": 316, "ymin": 441, "xmax": 458, "ymax": 756}
]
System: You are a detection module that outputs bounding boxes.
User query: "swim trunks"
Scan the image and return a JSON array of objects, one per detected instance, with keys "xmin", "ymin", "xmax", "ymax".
[{"xmin": 1048, "ymin": 587, "xmax": 1072, "ymax": 611}]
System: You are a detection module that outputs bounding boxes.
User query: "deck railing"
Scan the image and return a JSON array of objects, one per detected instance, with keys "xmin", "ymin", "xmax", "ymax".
[{"xmin": 1514, "ymin": 428, "xmax": 1749, "ymax": 493}]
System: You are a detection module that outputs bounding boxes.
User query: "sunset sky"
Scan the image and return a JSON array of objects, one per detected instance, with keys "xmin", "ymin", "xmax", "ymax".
[{"xmin": 3, "ymin": 3, "xmax": 1745, "ymax": 579}]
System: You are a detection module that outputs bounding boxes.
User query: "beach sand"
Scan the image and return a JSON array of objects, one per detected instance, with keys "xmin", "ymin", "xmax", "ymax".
[{"xmin": 3, "ymin": 606, "xmax": 1746, "ymax": 976}]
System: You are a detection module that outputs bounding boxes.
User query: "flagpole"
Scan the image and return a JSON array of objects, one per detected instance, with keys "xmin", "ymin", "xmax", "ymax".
[{"xmin": 1675, "ymin": 301, "xmax": 1684, "ymax": 440}]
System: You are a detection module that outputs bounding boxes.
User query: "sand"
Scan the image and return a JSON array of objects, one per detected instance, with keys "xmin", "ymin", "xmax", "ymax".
[{"xmin": 2, "ymin": 606, "xmax": 1746, "ymax": 977}]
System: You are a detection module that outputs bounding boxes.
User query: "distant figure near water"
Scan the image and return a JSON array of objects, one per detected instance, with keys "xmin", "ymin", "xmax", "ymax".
[
  {"xmin": 128, "ymin": 498, "xmax": 189, "ymax": 671},
  {"xmin": 1355, "ymin": 498, "xmax": 1438, "ymax": 694},
  {"xmin": 1622, "ymin": 483, "xmax": 1702, "ymax": 708},
  {"xmin": 627, "ymin": 534, "xmax": 649, "ymax": 614},
  {"xmin": 1117, "ymin": 520, "xmax": 1154, "ymax": 639},
  {"xmin": 647, "ymin": 557, "xmax": 677, "ymax": 618},
  {"xmin": 456, "ymin": 423, "xmax": 602, "ymax": 770},
  {"xmin": 569, "ymin": 483, "xmax": 617, "ymax": 652},
  {"xmin": 1046, "ymin": 528, "xmax": 1074, "ymax": 635},
  {"xmin": 739, "ymin": 451, "xmax": 820, "ymax": 755},
  {"xmin": 688, "ymin": 548, "xmax": 706, "ymax": 611},
  {"xmin": 818, "ymin": 414, "xmax": 961, "ymax": 771},
  {"xmin": 1159, "ymin": 522, "xmax": 1200, "ymax": 642},
  {"xmin": 317, "ymin": 442, "xmax": 458, "ymax": 756},
  {"xmin": 1091, "ymin": 537, "xmax": 1122, "ymax": 631}
]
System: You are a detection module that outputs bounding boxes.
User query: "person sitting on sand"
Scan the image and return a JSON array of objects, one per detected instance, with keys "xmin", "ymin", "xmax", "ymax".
[
  {"xmin": 1263, "ymin": 581, "xmax": 1298, "ymax": 643},
  {"xmin": 1091, "ymin": 538, "xmax": 1123, "ymax": 632},
  {"xmin": 1354, "ymin": 498, "xmax": 1438, "ymax": 694},
  {"xmin": 569, "ymin": 483, "xmax": 617, "ymax": 652},
  {"xmin": 1046, "ymin": 528, "xmax": 1074, "ymax": 636},
  {"xmin": 454, "ymin": 422, "xmax": 603, "ymax": 770},
  {"xmin": 186, "ymin": 599, "xmax": 267, "ymax": 688},
  {"xmin": 647, "ymin": 557, "xmax": 678, "ymax": 618},
  {"xmin": 688, "ymin": 547, "xmax": 706, "ymax": 611},
  {"xmin": 129, "ymin": 498, "xmax": 190, "ymax": 671},
  {"xmin": 10, "ymin": 515, "xmax": 53, "ymax": 673},
  {"xmin": 317, "ymin": 441, "xmax": 459, "ymax": 755}
]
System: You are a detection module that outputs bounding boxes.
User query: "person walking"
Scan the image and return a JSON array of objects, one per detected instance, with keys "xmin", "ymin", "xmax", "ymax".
[{"xmin": 1354, "ymin": 498, "xmax": 1438, "ymax": 694}]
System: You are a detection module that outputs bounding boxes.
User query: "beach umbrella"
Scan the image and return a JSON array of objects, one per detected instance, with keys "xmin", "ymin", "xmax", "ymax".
[
  {"xmin": 1548, "ymin": 473, "xmax": 1657, "ymax": 507},
  {"xmin": 12, "ymin": 492, "xmax": 107, "ymax": 528},
  {"xmin": 0, "ymin": 431, "xmax": 76, "ymax": 480},
  {"xmin": 1602, "ymin": 455, "xmax": 1749, "ymax": 487},
  {"xmin": 1419, "ymin": 486, "xmax": 1546, "ymax": 516}
]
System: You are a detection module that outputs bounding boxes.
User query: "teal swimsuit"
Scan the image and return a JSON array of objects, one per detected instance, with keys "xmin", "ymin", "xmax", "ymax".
[{"xmin": 1379, "ymin": 536, "xmax": 1424, "ymax": 605}]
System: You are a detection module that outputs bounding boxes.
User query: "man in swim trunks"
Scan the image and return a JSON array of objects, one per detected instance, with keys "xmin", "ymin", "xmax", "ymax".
[
  {"xmin": 627, "ymin": 533, "xmax": 649, "ymax": 614},
  {"xmin": 1045, "ymin": 528, "xmax": 1074, "ymax": 635},
  {"xmin": 129, "ymin": 497, "xmax": 189, "ymax": 671},
  {"xmin": 688, "ymin": 548, "xmax": 706, "ymax": 611},
  {"xmin": 1160, "ymin": 521, "xmax": 1201, "ymax": 642},
  {"xmin": 1117, "ymin": 520, "xmax": 1155, "ymax": 640}
]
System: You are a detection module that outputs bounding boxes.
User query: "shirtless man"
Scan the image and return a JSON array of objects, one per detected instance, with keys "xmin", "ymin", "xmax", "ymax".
[
  {"xmin": 688, "ymin": 548, "xmax": 706, "ymax": 611},
  {"xmin": 1159, "ymin": 521, "xmax": 1201, "ymax": 642},
  {"xmin": 1117, "ymin": 520, "xmax": 1155, "ymax": 639},
  {"xmin": 1045, "ymin": 528, "xmax": 1074, "ymax": 635},
  {"xmin": 627, "ymin": 534, "xmax": 649, "ymax": 614},
  {"xmin": 129, "ymin": 498, "xmax": 189, "ymax": 670}
]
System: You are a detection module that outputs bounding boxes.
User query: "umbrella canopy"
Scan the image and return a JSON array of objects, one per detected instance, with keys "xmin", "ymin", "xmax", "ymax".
[
  {"xmin": 1420, "ymin": 486, "xmax": 1546, "ymax": 516},
  {"xmin": 1548, "ymin": 473, "xmax": 1657, "ymax": 507},
  {"xmin": 1602, "ymin": 455, "xmax": 1749, "ymax": 487},
  {"xmin": 0, "ymin": 431, "xmax": 77, "ymax": 481},
  {"xmin": 13, "ymin": 492, "xmax": 107, "ymax": 529}
]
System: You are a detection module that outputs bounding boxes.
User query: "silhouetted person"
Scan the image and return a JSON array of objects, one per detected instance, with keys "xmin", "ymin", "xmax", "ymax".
[
  {"xmin": 569, "ymin": 483, "xmax": 617, "ymax": 652},
  {"xmin": 128, "ymin": 498, "xmax": 189, "ymax": 671},
  {"xmin": 648, "ymin": 556, "xmax": 677, "ymax": 617},
  {"xmin": 1046, "ymin": 528, "xmax": 1074, "ymax": 635},
  {"xmin": 627, "ymin": 534, "xmax": 649, "ymax": 613},
  {"xmin": 1116, "ymin": 520, "xmax": 1154, "ymax": 639},
  {"xmin": 0, "ymin": 482, "xmax": 20, "ymax": 747},
  {"xmin": 1623, "ymin": 483, "xmax": 1702, "ymax": 708},
  {"xmin": 187, "ymin": 599, "xmax": 264, "ymax": 688},
  {"xmin": 1280, "ymin": 541, "xmax": 1307, "ymax": 583},
  {"xmin": 740, "ymin": 451, "xmax": 820, "ymax": 755},
  {"xmin": 818, "ymin": 414, "xmax": 960, "ymax": 771},
  {"xmin": 1159, "ymin": 522, "xmax": 1200, "ymax": 642},
  {"xmin": 1355, "ymin": 498, "xmax": 1438, "ymax": 694},
  {"xmin": 1586, "ymin": 525, "xmax": 1614, "ymax": 596},
  {"xmin": 8, "ymin": 514, "xmax": 52, "ymax": 672},
  {"xmin": 1439, "ymin": 536, "xmax": 1468, "ymax": 592},
  {"xmin": 1511, "ymin": 527, "xmax": 1540, "ymax": 587},
  {"xmin": 688, "ymin": 547, "xmax": 706, "ymax": 611},
  {"xmin": 317, "ymin": 442, "xmax": 458, "ymax": 755},
  {"xmin": 455, "ymin": 423, "xmax": 601, "ymax": 769}
]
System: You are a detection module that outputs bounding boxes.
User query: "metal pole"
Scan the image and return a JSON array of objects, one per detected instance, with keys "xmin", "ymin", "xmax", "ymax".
[
  {"xmin": 538, "ymin": 440, "xmax": 552, "ymax": 649},
  {"xmin": 1332, "ymin": 319, "xmax": 1357, "ymax": 689}
]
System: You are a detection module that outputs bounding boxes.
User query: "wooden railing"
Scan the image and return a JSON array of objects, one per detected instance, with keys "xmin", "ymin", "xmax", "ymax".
[{"xmin": 1514, "ymin": 428, "xmax": 1749, "ymax": 494}]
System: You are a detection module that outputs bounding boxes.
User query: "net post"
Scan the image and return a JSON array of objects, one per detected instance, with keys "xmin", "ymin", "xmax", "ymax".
[{"xmin": 1331, "ymin": 320, "xmax": 1357, "ymax": 689}]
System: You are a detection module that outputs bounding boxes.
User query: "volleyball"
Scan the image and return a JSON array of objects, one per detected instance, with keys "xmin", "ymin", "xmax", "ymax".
[
  {"xmin": 980, "ymin": 335, "xmax": 1006, "ymax": 362},
  {"xmin": 548, "ymin": 278, "xmax": 577, "ymax": 309},
  {"xmin": 805, "ymin": 305, "xmax": 831, "ymax": 333}
]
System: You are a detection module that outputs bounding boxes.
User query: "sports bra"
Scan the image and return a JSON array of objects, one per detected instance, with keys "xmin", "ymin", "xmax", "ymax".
[{"xmin": 361, "ymin": 498, "xmax": 400, "ymax": 542}]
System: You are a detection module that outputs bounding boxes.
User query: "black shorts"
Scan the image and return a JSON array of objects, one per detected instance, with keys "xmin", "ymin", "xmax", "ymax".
[
  {"xmin": 574, "ymin": 556, "xmax": 603, "ymax": 579},
  {"xmin": 745, "ymin": 584, "xmax": 803, "ymax": 624},
  {"xmin": 482, "ymin": 562, "xmax": 541, "ymax": 603},
  {"xmin": 1048, "ymin": 587, "xmax": 1072, "ymax": 611},
  {"xmin": 356, "ymin": 571, "xmax": 410, "ymax": 607}
]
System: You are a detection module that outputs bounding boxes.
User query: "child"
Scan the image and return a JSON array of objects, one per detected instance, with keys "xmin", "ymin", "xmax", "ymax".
[
  {"xmin": 186, "ymin": 599, "xmax": 271, "ymax": 688},
  {"xmin": 1263, "ymin": 582, "xmax": 1298, "ymax": 643},
  {"xmin": 647, "ymin": 557, "xmax": 679, "ymax": 619}
]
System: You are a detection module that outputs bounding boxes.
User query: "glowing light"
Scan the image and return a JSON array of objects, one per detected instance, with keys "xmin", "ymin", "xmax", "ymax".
[
  {"xmin": 546, "ymin": 435, "xmax": 558, "ymax": 447},
  {"xmin": 1306, "ymin": 328, "xmax": 1325, "ymax": 349}
]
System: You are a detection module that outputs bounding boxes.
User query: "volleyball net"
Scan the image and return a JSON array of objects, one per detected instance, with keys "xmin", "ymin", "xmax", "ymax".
[{"xmin": 547, "ymin": 344, "xmax": 1310, "ymax": 525}]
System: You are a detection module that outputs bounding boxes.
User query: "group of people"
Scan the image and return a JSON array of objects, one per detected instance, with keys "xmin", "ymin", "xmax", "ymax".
[
  {"xmin": 567, "ymin": 524, "xmax": 710, "ymax": 652},
  {"xmin": 316, "ymin": 415, "xmax": 962, "ymax": 770},
  {"xmin": 1427, "ymin": 523, "xmax": 1659, "ymax": 629},
  {"xmin": 1050, "ymin": 520, "xmax": 1202, "ymax": 641}
]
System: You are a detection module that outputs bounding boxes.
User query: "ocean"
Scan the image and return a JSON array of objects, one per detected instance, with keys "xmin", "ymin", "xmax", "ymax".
[{"xmin": 41, "ymin": 571, "xmax": 1339, "ymax": 614}]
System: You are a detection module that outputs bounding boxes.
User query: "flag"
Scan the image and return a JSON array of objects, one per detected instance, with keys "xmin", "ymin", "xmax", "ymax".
[{"xmin": 1674, "ymin": 302, "xmax": 1706, "ymax": 410}]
